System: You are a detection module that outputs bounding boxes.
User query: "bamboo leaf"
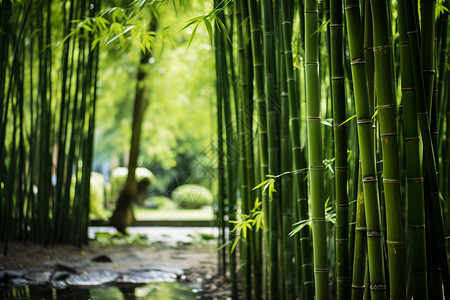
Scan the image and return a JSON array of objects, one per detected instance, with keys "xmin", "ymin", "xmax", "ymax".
[
  {"xmin": 310, "ymin": 18, "xmax": 330, "ymax": 37},
  {"xmin": 372, "ymin": 109, "xmax": 378, "ymax": 119},
  {"xmin": 230, "ymin": 236, "xmax": 240, "ymax": 253},
  {"xmin": 215, "ymin": 16, "xmax": 231, "ymax": 44},
  {"xmin": 290, "ymin": 219, "xmax": 312, "ymax": 236},
  {"xmin": 339, "ymin": 114, "xmax": 356, "ymax": 126},
  {"xmin": 253, "ymin": 179, "xmax": 271, "ymax": 190},
  {"xmin": 186, "ymin": 23, "xmax": 199, "ymax": 50},
  {"xmin": 203, "ymin": 19, "xmax": 213, "ymax": 45}
]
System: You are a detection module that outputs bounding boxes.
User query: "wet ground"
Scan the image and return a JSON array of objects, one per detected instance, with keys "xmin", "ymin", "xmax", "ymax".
[{"xmin": 0, "ymin": 227, "xmax": 233, "ymax": 299}]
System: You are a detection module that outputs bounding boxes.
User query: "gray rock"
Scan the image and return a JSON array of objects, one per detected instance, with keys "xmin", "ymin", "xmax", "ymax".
[
  {"xmin": 11, "ymin": 278, "xmax": 29, "ymax": 286},
  {"xmin": 65, "ymin": 270, "xmax": 119, "ymax": 286},
  {"xmin": 118, "ymin": 270, "xmax": 177, "ymax": 284},
  {"xmin": 51, "ymin": 280, "xmax": 68, "ymax": 289},
  {"xmin": 25, "ymin": 270, "xmax": 52, "ymax": 283},
  {"xmin": 5, "ymin": 270, "xmax": 25, "ymax": 278},
  {"xmin": 91, "ymin": 254, "xmax": 113, "ymax": 263}
]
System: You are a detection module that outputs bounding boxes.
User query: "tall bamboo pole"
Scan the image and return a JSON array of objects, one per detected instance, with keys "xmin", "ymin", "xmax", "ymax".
[
  {"xmin": 403, "ymin": 3, "xmax": 450, "ymax": 298},
  {"xmin": 330, "ymin": 0, "xmax": 349, "ymax": 298},
  {"xmin": 369, "ymin": 0, "xmax": 406, "ymax": 298},
  {"xmin": 261, "ymin": 0, "xmax": 280, "ymax": 298},
  {"xmin": 398, "ymin": 1, "xmax": 429, "ymax": 298},
  {"xmin": 344, "ymin": 0, "xmax": 386, "ymax": 299},
  {"xmin": 305, "ymin": 0, "xmax": 329, "ymax": 298}
]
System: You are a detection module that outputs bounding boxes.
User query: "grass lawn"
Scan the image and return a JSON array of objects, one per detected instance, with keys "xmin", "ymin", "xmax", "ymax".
[{"xmin": 133, "ymin": 206, "xmax": 214, "ymax": 220}]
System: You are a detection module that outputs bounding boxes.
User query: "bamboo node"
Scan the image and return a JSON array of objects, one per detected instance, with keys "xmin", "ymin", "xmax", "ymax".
[
  {"xmin": 351, "ymin": 58, "xmax": 366, "ymax": 64},
  {"xmin": 401, "ymin": 88, "xmax": 415, "ymax": 93},
  {"xmin": 337, "ymin": 276, "xmax": 351, "ymax": 281},
  {"xmin": 314, "ymin": 268, "xmax": 328, "ymax": 272},
  {"xmin": 305, "ymin": 10, "xmax": 319, "ymax": 13},
  {"xmin": 336, "ymin": 238, "xmax": 349, "ymax": 243},
  {"xmin": 410, "ymin": 271, "xmax": 428, "ymax": 276},
  {"xmin": 336, "ymin": 203, "xmax": 349, "ymax": 208},
  {"xmin": 362, "ymin": 176, "xmax": 377, "ymax": 183},
  {"xmin": 351, "ymin": 285, "xmax": 365, "ymax": 289},
  {"xmin": 309, "ymin": 166, "xmax": 323, "ymax": 171},
  {"xmin": 289, "ymin": 117, "xmax": 300, "ymax": 122},
  {"xmin": 357, "ymin": 118, "xmax": 372, "ymax": 124},
  {"xmin": 305, "ymin": 62, "xmax": 319, "ymax": 66},
  {"xmin": 382, "ymin": 179, "xmax": 400, "ymax": 184},
  {"xmin": 399, "ymin": 41, "xmax": 410, "ymax": 47},
  {"xmin": 355, "ymin": 227, "xmax": 367, "ymax": 232},
  {"xmin": 367, "ymin": 230, "xmax": 382, "ymax": 237},
  {"xmin": 345, "ymin": 4, "xmax": 360, "ymax": 10},
  {"xmin": 386, "ymin": 241, "xmax": 405, "ymax": 246},
  {"xmin": 331, "ymin": 76, "xmax": 344, "ymax": 81},
  {"xmin": 312, "ymin": 218, "xmax": 326, "ymax": 222},
  {"xmin": 417, "ymin": 111, "xmax": 428, "ymax": 115},
  {"xmin": 380, "ymin": 133, "xmax": 397, "ymax": 138},
  {"xmin": 376, "ymin": 104, "xmax": 394, "ymax": 110},
  {"xmin": 329, "ymin": 24, "xmax": 343, "ymax": 28},
  {"xmin": 409, "ymin": 224, "xmax": 426, "ymax": 230},
  {"xmin": 373, "ymin": 45, "xmax": 391, "ymax": 53},
  {"xmin": 335, "ymin": 166, "xmax": 347, "ymax": 170},
  {"xmin": 307, "ymin": 117, "xmax": 321, "ymax": 120},
  {"xmin": 370, "ymin": 284, "xmax": 387, "ymax": 291},
  {"xmin": 422, "ymin": 69, "xmax": 436, "ymax": 75},
  {"xmin": 287, "ymin": 77, "xmax": 295, "ymax": 81},
  {"xmin": 407, "ymin": 177, "xmax": 424, "ymax": 183}
]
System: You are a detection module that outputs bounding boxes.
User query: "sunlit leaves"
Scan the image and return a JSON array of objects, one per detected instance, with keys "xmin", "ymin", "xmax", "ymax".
[
  {"xmin": 181, "ymin": 0, "xmax": 232, "ymax": 49},
  {"xmin": 227, "ymin": 198, "xmax": 264, "ymax": 253}
]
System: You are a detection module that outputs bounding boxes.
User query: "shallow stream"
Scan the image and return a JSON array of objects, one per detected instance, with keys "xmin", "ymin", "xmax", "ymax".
[{"xmin": 0, "ymin": 282, "xmax": 199, "ymax": 299}]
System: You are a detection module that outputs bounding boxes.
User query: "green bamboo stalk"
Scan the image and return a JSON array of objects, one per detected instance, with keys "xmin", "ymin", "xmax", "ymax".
[
  {"xmin": 329, "ymin": 0, "xmax": 349, "ymax": 298},
  {"xmin": 403, "ymin": 3, "xmax": 450, "ymax": 299},
  {"xmin": 261, "ymin": 0, "xmax": 280, "ymax": 298},
  {"xmin": 397, "ymin": 1, "xmax": 429, "ymax": 298},
  {"xmin": 223, "ymin": 7, "xmax": 238, "ymax": 297},
  {"xmin": 369, "ymin": 0, "xmax": 406, "ymax": 298},
  {"xmin": 246, "ymin": 1, "xmax": 267, "ymax": 298},
  {"xmin": 305, "ymin": 0, "xmax": 329, "ymax": 298},
  {"xmin": 214, "ymin": 0, "xmax": 226, "ymax": 276},
  {"xmin": 280, "ymin": 1, "xmax": 314, "ymax": 299},
  {"xmin": 421, "ymin": 0, "xmax": 436, "ymax": 116},
  {"xmin": 235, "ymin": 1, "xmax": 253, "ymax": 298},
  {"xmin": 344, "ymin": 0, "xmax": 386, "ymax": 299},
  {"xmin": 351, "ymin": 165, "xmax": 366, "ymax": 300}
]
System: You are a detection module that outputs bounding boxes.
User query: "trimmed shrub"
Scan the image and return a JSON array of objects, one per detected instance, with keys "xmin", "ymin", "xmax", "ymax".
[
  {"xmin": 144, "ymin": 196, "xmax": 177, "ymax": 210},
  {"xmin": 106, "ymin": 167, "xmax": 154, "ymax": 207},
  {"xmin": 172, "ymin": 184, "xmax": 213, "ymax": 209}
]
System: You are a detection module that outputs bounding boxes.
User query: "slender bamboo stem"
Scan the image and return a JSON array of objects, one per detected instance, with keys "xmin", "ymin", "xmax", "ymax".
[{"xmin": 344, "ymin": 0, "xmax": 386, "ymax": 298}]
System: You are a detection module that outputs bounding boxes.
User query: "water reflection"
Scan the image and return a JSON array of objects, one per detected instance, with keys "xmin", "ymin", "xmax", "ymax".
[{"xmin": 0, "ymin": 282, "xmax": 197, "ymax": 299}]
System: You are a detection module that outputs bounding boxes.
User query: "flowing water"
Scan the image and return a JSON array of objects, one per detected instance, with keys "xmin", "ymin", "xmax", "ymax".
[{"xmin": 0, "ymin": 282, "xmax": 199, "ymax": 300}]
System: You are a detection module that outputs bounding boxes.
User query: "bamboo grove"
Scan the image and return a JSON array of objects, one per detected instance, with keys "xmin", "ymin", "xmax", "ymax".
[
  {"xmin": 0, "ymin": 0, "xmax": 99, "ymax": 248},
  {"xmin": 212, "ymin": 0, "xmax": 450, "ymax": 299}
]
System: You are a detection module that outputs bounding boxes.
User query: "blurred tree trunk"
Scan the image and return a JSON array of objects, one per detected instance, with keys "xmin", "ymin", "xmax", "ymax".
[{"xmin": 109, "ymin": 17, "xmax": 157, "ymax": 234}]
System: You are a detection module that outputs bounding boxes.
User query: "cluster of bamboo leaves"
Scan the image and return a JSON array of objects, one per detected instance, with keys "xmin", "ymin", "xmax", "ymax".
[
  {"xmin": 209, "ymin": 0, "xmax": 450, "ymax": 299},
  {"xmin": 0, "ymin": 0, "xmax": 99, "ymax": 249}
]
